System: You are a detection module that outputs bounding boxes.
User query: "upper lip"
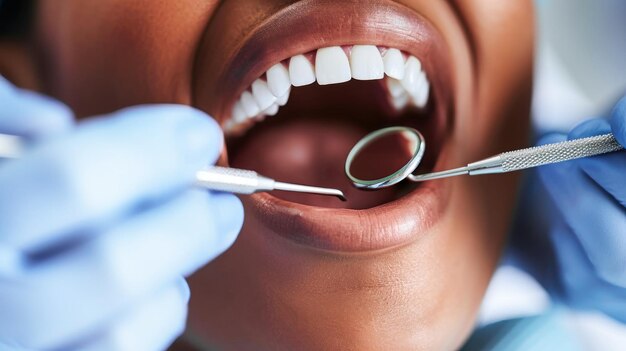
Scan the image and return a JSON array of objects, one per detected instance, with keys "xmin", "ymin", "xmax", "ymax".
[{"xmin": 194, "ymin": 0, "xmax": 454, "ymax": 252}]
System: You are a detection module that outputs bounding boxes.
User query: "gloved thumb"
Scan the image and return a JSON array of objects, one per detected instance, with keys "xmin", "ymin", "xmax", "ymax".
[
  {"xmin": 0, "ymin": 76, "xmax": 74, "ymax": 139},
  {"xmin": 208, "ymin": 192, "xmax": 244, "ymax": 257}
]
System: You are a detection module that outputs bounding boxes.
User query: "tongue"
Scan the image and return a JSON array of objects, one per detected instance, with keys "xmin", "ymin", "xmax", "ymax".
[{"xmin": 230, "ymin": 117, "xmax": 408, "ymax": 209}]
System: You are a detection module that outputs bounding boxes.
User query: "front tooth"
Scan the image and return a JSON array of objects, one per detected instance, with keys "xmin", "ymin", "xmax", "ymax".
[
  {"xmin": 232, "ymin": 101, "xmax": 247, "ymax": 123},
  {"xmin": 315, "ymin": 46, "xmax": 351, "ymax": 85},
  {"xmin": 383, "ymin": 48, "xmax": 405, "ymax": 80},
  {"xmin": 240, "ymin": 91, "xmax": 261, "ymax": 118},
  {"xmin": 277, "ymin": 87, "xmax": 290, "ymax": 106},
  {"xmin": 251, "ymin": 79, "xmax": 276, "ymax": 110},
  {"xmin": 401, "ymin": 56, "xmax": 423, "ymax": 97},
  {"xmin": 264, "ymin": 103, "xmax": 279, "ymax": 116},
  {"xmin": 350, "ymin": 45, "xmax": 384, "ymax": 80},
  {"xmin": 289, "ymin": 55, "xmax": 316, "ymax": 87},
  {"xmin": 266, "ymin": 63, "xmax": 291, "ymax": 97}
]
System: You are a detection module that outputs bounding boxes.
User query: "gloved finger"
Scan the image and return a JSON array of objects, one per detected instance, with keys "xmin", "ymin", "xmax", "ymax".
[
  {"xmin": 536, "ymin": 132, "xmax": 567, "ymax": 147},
  {"xmin": 610, "ymin": 95, "xmax": 626, "ymax": 147},
  {"xmin": 538, "ymin": 136, "xmax": 626, "ymax": 287},
  {"xmin": 0, "ymin": 104, "xmax": 223, "ymax": 252},
  {"xmin": 0, "ymin": 245, "xmax": 24, "ymax": 276},
  {"xmin": 578, "ymin": 151, "xmax": 626, "ymax": 208},
  {"xmin": 0, "ymin": 75, "xmax": 74, "ymax": 138},
  {"xmin": 0, "ymin": 190, "xmax": 241, "ymax": 349},
  {"xmin": 567, "ymin": 118, "xmax": 611, "ymax": 140},
  {"xmin": 76, "ymin": 279, "xmax": 189, "ymax": 351},
  {"xmin": 567, "ymin": 118, "xmax": 626, "ymax": 205},
  {"xmin": 548, "ymin": 217, "xmax": 626, "ymax": 323}
]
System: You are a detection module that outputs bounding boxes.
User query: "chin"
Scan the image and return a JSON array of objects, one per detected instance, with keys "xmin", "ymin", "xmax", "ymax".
[{"xmin": 37, "ymin": 0, "xmax": 535, "ymax": 349}]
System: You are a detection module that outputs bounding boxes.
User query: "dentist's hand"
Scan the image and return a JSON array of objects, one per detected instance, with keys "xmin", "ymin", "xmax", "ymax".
[
  {"xmin": 534, "ymin": 96, "xmax": 626, "ymax": 322},
  {"xmin": 0, "ymin": 77, "xmax": 244, "ymax": 350}
]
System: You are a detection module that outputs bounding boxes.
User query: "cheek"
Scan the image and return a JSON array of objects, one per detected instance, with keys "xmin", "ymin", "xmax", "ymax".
[
  {"xmin": 454, "ymin": 0, "xmax": 535, "ymax": 152},
  {"xmin": 37, "ymin": 0, "xmax": 220, "ymax": 117},
  {"xmin": 456, "ymin": 0, "xmax": 535, "ymax": 237},
  {"xmin": 418, "ymin": 1, "xmax": 535, "ymax": 339}
]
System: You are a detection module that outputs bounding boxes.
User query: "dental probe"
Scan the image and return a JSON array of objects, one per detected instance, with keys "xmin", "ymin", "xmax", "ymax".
[
  {"xmin": 195, "ymin": 166, "xmax": 347, "ymax": 201},
  {"xmin": 0, "ymin": 133, "xmax": 347, "ymax": 201}
]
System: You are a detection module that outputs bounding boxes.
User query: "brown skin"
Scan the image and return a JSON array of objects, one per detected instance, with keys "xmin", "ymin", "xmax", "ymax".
[{"xmin": 0, "ymin": 1, "xmax": 533, "ymax": 349}]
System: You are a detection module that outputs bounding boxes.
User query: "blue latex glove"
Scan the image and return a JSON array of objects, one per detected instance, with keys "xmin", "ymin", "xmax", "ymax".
[
  {"xmin": 518, "ymin": 96, "xmax": 626, "ymax": 322},
  {"xmin": 0, "ymin": 77, "xmax": 244, "ymax": 350}
]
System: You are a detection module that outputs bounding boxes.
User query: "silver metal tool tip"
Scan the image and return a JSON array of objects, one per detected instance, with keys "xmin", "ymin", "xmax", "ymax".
[{"xmin": 273, "ymin": 181, "xmax": 347, "ymax": 201}]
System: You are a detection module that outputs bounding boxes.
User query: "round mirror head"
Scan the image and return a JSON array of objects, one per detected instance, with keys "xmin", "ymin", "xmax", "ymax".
[{"xmin": 345, "ymin": 127, "xmax": 426, "ymax": 190}]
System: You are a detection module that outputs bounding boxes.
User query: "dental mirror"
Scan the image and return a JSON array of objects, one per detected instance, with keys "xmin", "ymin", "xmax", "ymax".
[
  {"xmin": 346, "ymin": 126, "xmax": 624, "ymax": 190},
  {"xmin": 345, "ymin": 127, "xmax": 425, "ymax": 190}
]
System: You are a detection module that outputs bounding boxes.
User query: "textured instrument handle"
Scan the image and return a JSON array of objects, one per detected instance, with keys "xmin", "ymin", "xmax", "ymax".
[
  {"xmin": 195, "ymin": 166, "xmax": 273, "ymax": 194},
  {"xmin": 501, "ymin": 133, "xmax": 623, "ymax": 172}
]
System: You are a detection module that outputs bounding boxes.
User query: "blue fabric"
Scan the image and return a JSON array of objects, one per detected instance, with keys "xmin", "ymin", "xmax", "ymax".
[{"xmin": 462, "ymin": 310, "xmax": 581, "ymax": 351}]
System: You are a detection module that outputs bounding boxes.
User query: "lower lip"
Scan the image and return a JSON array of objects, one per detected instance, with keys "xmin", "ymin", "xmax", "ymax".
[{"xmin": 245, "ymin": 169, "xmax": 450, "ymax": 252}]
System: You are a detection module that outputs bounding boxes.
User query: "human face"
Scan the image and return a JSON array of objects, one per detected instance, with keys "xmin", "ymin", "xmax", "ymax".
[{"xmin": 36, "ymin": 0, "xmax": 534, "ymax": 349}]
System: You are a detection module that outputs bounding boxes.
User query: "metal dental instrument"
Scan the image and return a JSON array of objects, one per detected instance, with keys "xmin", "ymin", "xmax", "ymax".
[
  {"xmin": 0, "ymin": 133, "xmax": 347, "ymax": 201},
  {"xmin": 195, "ymin": 167, "xmax": 347, "ymax": 201},
  {"xmin": 345, "ymin": 126, "xmax": 624, "ymax": 190}
]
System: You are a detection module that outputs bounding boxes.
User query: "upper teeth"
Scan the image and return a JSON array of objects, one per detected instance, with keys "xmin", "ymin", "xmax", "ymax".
[{"xmin": 224, "ymin": 45, "xmax": 431, "ymax": 133}]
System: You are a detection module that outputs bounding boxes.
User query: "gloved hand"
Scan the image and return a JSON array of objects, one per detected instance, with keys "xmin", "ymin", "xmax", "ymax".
[
  {"xmin": 0, "ymin": 76, "xmax": 244, "ymax": 350},
  {"xmin": 516, "ymin": 96, "xmax": 626, "ymax": 322}
]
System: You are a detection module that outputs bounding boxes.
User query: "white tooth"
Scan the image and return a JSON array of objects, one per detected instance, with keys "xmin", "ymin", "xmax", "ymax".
[
  {"xmin": 240, "ymin": 91, "xmax": 260, "ymax": 118},
  {"xmin": 350, "ymin": 45, "xmax": 384, "ymax": 80},
  {"xmin": 251, "ymin": 79, "xmax": 276, "ymax": 110},
  {"xmin": 277, "ymin": 87, "xmax": 290, "ymax": 106},
  {"xmin": 223, "ymin": 119, "xmax": 236, "ymax": 132},
  {"xmin": 222, "ymin": 119, "xmax": 235, "ymax": 132},
  {"xmin": 315, "ymin": 46, "xmax": 351, "ymax": 85},
  {"xmin": 232, "ymin": 101, "xmax": 247, "ymax": 123},
  {"xmin": 407, "ymin": 71, "xmax": 427, "ymax": 101},
  {"xmin": 412, "ymin": 77, "xmax": 430, "ymax": 108},
  {"xmin": 401, "ymin": 56, "xmax": 423, "ymax": 97},
  {"xmin": 289, "ymin": 55, "xmax": 316, "ymax": 87},
  {"xmin": 386, "ymin": 77, "xmax": 406, "ymax": 98},
  {"xmin": 264, "ymin": 103, "xmax": 279, "ymax": 116},
  {"xmin": 383, "ymin": 48, "xmax": 405, "ymax": 80},
  {"xmin": 266, "ymin": 63, "xmax": 291, "ymax": 97},
  {"xmin": 391, "ymin": 93, "xmax": 410, "ymax": 110}
]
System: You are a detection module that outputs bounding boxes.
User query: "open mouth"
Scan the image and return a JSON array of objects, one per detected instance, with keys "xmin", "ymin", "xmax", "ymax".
[
  {"xmin": 225, "ymin": 45, "xmax": 442, "ymax": 208},
  {"xmin": 194, "ymin": 0, "xmax": 454, "ymax": 252}
]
